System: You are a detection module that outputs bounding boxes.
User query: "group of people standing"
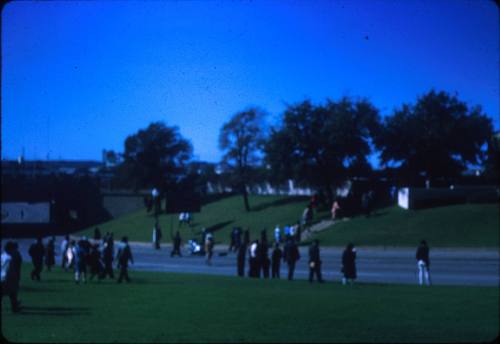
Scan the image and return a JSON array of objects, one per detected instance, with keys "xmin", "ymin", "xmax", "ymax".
[
  {"xmin": 234, "ymin": 229, "xmax": 324, "ymax": 283},
  {"xmin": 24, "ymin": 232, "xmax": 135, "ymax": 285}
]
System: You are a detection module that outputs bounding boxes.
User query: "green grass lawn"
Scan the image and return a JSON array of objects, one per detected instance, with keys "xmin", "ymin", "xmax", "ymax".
[
  {"xmin": 77, "ymin": 195, "xmax": 498, "ymax": 248},
  {"xmin": 2, "ymin": 265, "xmax": 498, "ymax": 343},
  {"xmin": 78, "ymin": 195, "xmax": 326, "ymax": 244},
  {"xmin": 312, "ymin": 203, "xmax": 499, "ymax": 247}
]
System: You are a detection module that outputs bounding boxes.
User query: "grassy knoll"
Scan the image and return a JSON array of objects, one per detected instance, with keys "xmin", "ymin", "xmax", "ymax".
[
  {"xmin": 2, "ymin": 265, "xmax": 498, "ymax": 343},
  {"xmin": 78, "ymin": 195, "xmax": 325, "ymax": 244},
  {"xmin": 312, "ymin": 203, "xmax": 499, "ymax": 247},
  {"xmin": 77, "ymin": 195, "xmax": 498, "ymax": 247}
]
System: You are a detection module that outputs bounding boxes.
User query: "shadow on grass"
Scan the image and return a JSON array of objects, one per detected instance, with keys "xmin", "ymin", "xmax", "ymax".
[
  {"xmin": 128, "ymin": 277, "xmax": 186, "ymax": 285},
  {"xmin": 251, "ymin": 197, "xmax": 307, "ymax": 212},
  {"xmin": 368, "ymin": 211, "xmax": 389, "ymax": 218},
  {"xmin": 207, "ymin": 221, "xmax": 234, "ymax": 233},
  {"xmin": 20, "ymin": 286, "xmax": 59, "ymax": 293},
  {"xmin": 19, "ymin": 306, "xmax": 91, "ymax": 316}
]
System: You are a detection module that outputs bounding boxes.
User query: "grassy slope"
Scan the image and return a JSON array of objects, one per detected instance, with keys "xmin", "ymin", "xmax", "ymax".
[
  {"xmin": 313, "ymin": 203, "xmax": 499, "ymax": 247},
  {"xmin": 2, "ymin": 265, "xmax": 498, "ymax": 343},
  {"xmin": 77, "ymin": 195, "xmax": 499, "ymax": 247},
  {"xmin": 78, "ymin": 195, "xmax": 325, "ymax": 244}
]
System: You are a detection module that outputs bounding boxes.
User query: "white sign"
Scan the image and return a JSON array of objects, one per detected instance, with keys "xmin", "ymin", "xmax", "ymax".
[
  {"xmin": 398, "ymin": 188, "xmax": 409, "ymax": 209},
  {"xmin": 1, "ymin": 202, "xmax": 51, "ymax": 224}
]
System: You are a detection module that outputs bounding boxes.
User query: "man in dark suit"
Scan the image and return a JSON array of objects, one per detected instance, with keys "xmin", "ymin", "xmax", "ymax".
[
  {"xmin": 308, "ymin": 240, "xmax": 324, "ymax": 283},
  {"xmin": 116, "ymin": 237, "xmax": 134, "ymax": 283},
  {"xmin": 28, "ymin": 237, "xmax": 45, "ymax": 281},
  {"xmin": 284, "ymin": 237, "xmax": 300, "ymax": 281}
]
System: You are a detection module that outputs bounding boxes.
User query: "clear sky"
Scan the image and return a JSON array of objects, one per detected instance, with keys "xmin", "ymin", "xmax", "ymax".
[{"xmin": 2, "ymin": 0, "xmax": 498, "ymax": 163}]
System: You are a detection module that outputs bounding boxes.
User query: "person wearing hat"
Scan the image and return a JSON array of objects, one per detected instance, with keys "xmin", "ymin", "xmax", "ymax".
[{"xmin": 116, "ymin": 237, "xmax": 134, "ymax": 283}]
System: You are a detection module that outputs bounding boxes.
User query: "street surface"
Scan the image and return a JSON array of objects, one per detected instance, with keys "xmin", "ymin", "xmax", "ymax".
[{"xmin": 11, "ymin": 236, "xmax": 499, "ymax": 287}]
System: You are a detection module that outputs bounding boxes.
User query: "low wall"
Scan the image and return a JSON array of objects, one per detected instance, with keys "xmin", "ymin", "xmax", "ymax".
[
  {"xmin": 398, "ymin": 186, "xmax": 498, "ymax": 210},
  {"xmin": 102, "ymin": 191, "xmax": 149, "ymax": 219}
]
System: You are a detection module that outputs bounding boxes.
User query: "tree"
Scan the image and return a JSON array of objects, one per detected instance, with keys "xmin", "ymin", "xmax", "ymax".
[
  {"xmin": 265, "ymin": 97, "xmax": 380, "ymax": 204},
  {"xmin": 373, "ymin": 90, "xmax": 493, "ymax": 186},
  {"xmin": 118, "ymin": 122, "xmax": 193, "ymax": 190},
  {"xmin": 219, "ymin": 108, "xmax": 267, "ymax": 211}
]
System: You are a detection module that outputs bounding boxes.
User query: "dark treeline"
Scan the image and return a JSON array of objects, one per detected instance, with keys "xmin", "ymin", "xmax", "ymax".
[{"xmin": 103, "ymin": 89, "xmax": 497, "ymax": 212}]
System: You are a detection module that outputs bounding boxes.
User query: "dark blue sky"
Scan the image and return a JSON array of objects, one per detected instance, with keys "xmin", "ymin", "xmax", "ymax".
[{"xmin": 2, "ymin": 0, "xmax": 498, "ymax": 163}]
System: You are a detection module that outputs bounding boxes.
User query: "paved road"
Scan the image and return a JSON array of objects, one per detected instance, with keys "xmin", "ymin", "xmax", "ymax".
[{"xmin": 11, "ymin": 237, "xmax": 499, "ymax": 286}]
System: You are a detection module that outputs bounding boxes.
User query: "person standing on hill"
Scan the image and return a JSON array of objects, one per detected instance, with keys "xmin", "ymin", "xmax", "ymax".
[
  {"xmin": 331, "ymin": 200, "xmax": 340, "ymax": 220},
  {"xmin": 229, "ymin": 227, "xmax": 237, "ymax": 253},
  {"xmin": 28, "ymin": 237, "xmax": 45, "ymax": 281},
  {"xmin": 283, "ymin": 237, "xmax": 300, "ymax": 281},
  {"xmin": 271, "ymin": 243, "xmax": 282, "ymax": 279},
  {"xmin": 341, "ymin": 243, "xmax": 357, "ymax": 285},
  {"xmin": 416, "ymin": 240, "xmax": 431, "ymax": 286},
  {"xmin": 274, "ymin": 225, "xmax": 281, "ymax": 244},
  {"xmin": 116, "ymin": 237, "xmax": 134, "ymax": 283},
  {"xmin": 302, "ymin": 204, "xmax": 313, "ymax": 233},
  {"xmin": 309, "ymin": 240, "xmax": 324, "ymax": 283},
  {"xmin": 205, "ymin": 230, "xmax": 214, "ymax": 265}
]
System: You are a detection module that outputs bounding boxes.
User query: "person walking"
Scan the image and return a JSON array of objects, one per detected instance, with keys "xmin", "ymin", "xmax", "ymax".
[
  {"xmin": 60, "ymin": 235, "xmax": 70, "ymax": 270},
  {"xmin": 205, "ymin": 230, "xmax": 214, "ymax": 265},
  {"xmin": 116, "ymin": 237, "xmax": 134, "ymax": 283},
  {"xmin": 171, "ymin": 231, "xmax": 182, "ymax": 257},
  {"xmin": 88, "ymin": 244, "xmax": 103, "ymax": 281},
  {"xmin": 271, "ymin": 243, "xmax": 282, "ymax": 279},
  {"xmin": 45, "ymin": 237, "xmax": 56, "ymax": 272},
  {"xmin": 341, "ymin": 243, "xmax": 357, "ymax": 285},
  {"xmin": 308, "ymin": 240, "xmax": 324, "ymax": 283},
  {"xmin": 73, "ymin": 238, "xmax": 88, "ymax": 284},
  {"xmin": 283, "ymin": 237, "xmax": 300, "ymax": 281},
  {"xmin": 1, "ymin": 241, "xmax": 22, "ymax": 313},
  {"xmin": 416, "ymin": 240, "xmax": 431, "ymax": 286},
  {"xmin": 331, "ymin": 200, "xmax": 340, "ymax": 220},
  {"xmin": 28, "ymin": 237, "xmax": 45, "ymax": 281}
]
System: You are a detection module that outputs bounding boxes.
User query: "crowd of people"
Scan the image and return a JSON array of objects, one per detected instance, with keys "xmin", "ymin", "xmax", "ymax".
[{"xmin": 2, "ymin": 219, "xmax": 432, "ymax": 314}]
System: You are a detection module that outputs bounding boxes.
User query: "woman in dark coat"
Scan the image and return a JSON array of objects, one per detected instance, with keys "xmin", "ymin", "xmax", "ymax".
[{"xmin": 341, "ymin": 243, "xmax": 357, "ymax": 285}]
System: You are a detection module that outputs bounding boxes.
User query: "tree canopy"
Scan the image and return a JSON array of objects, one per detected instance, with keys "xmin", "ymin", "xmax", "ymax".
[
  {"xmin": 219, "ymin": 107, "xmax": 267, "ymax": 211},
  {"xmin": 118, "ymin": 122, "xmax": 192, "ymax": 190},
  {"xmin": 265, "ymin": 97, "xmax": 380, "ymax": 203},
  {"xmin": 373, "ymin": 90, "xmax": 493, "ymax": 185}
]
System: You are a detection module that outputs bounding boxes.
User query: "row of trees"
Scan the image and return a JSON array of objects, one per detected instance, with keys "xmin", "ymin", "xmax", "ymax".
[{"xmin": 110, "ymin": 89, "xmax": 497, "ymax": 211}]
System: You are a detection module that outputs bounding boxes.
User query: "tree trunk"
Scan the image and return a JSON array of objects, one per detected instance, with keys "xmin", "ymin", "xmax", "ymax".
[
  {"xmin": 324, "ymin": 184, "xmax": 334, "ymax": 206},
  {"xmin": 242, "ymin": 184, "xmax": 250, "ymax": 212}
]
